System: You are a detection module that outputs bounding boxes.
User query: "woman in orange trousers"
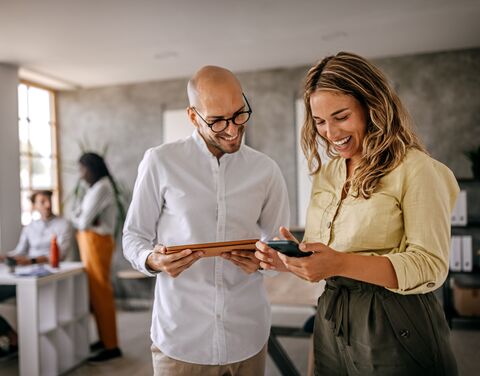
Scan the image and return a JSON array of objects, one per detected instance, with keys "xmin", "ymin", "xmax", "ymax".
[{"xmin": 73, "ymin": 152, "xmax": 122, "ymax": 362}]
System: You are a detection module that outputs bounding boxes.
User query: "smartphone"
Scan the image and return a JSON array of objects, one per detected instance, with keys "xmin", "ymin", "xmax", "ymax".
[{"xmin": 266, "ymin": 240, "xmax": 312, "ymax": 258}]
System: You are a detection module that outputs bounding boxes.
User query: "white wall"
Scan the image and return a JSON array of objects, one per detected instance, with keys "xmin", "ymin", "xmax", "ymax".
[
  {"xmin": 163, "ymin": 109, "xmax": 192, "ymax": 143},
  {"xmin": 0, "ymin": 64, "xmax": 21, "ymax": 251},
  {"xmin": 295, "ymin": 99, "xmax": 329, "ymax": 227},
  {"xmin": 295, "ymin": 99, "xmax": 310, "ymax": 227}
]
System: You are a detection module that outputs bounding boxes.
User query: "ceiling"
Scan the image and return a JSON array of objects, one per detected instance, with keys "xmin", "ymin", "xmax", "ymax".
[{"xmin": 1, "ymin": 0, "xmax": 479, "ymax": 89}]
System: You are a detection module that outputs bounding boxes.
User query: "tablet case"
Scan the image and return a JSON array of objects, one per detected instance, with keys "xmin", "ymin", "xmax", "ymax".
[{"xmin": 165, "ymin": 239, "xmax": 259, "ymax": 257}]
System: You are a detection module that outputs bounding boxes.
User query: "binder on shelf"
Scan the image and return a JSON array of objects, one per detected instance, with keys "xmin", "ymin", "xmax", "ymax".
[
  {"xmin": 451, "ymin": 190, "xmax": 467, "ymax": 226},
  {"xmin": 461, "ymin": 236, "xmax": 473, "ymax": 272},
  {"xmin": 449, "ymin": 236, "xmax": 462, "ymax": 272}
]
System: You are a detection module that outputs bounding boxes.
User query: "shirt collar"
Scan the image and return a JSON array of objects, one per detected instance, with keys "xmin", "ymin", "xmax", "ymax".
[
  {"xmin": 41, "ymin": 214, "xmax": 57, "ymax": 223},
  {"xmin": 191, "ymin": 129, "xmax": 240, "ymax": 162}
]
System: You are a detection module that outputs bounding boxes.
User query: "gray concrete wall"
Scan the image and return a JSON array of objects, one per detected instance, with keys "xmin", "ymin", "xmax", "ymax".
[
  {"xmin": 57, "ymin": 48, "xmax": 480, "ymax": 297},
  {"xmin": 374, "ymin": 50, "xmax": 480, "ymax": 177},
  {"xmin": 0, "ymin": 64, "xmax": 21, "ymax": 252}
]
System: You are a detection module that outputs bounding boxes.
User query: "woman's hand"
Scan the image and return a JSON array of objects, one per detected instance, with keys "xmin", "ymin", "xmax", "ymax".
[
  {"xmin": 254, "ymin": 226, "xmax": 298, "ymax": 272},
  {"xmin": 277, "ymin": 242, "xmax": 342, "ymax": 282}
]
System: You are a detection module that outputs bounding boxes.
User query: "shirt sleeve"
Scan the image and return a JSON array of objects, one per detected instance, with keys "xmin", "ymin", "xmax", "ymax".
[
  {"xmin": 383, "ymin": 158, "xmax": 459, "ymax": 295},
  {"xmin": 257, "ymin": 161, "xmax": 290, "ymax": 277},
  {"xmin": 71, "ymin": 180, "xmax": 113, "ymax": 230},
  {"xmin": 258, "ymin": 161, "xmax": 290, "ymax": 241},
  {"xmin": 8, "ymin": 226, "xmax": 29, "ymax": 256},
  {"xmin": 123, "ymin": 149, "xmax": 163, "ymax": 276}
]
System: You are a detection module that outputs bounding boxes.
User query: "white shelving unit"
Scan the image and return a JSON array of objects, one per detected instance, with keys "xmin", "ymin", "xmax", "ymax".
[{"xmin": 0, "ymin": 262, "xmax": 89, "ymax": 376}]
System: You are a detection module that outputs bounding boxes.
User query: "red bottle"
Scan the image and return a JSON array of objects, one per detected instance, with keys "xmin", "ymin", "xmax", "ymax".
[{"xmin": 50, "ymin": 235, "xmax": 59, "ymax": 268}]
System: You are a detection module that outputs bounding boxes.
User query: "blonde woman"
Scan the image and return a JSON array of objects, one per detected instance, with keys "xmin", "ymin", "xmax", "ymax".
[{"xmin": 256, "ymin": 52, "xmax": 458, "ymax": 375}]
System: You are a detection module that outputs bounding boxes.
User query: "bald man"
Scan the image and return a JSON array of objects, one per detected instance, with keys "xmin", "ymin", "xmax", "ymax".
[{"xmin": 123, "ymin": 66, "xmax": 290, "ymax": 375}]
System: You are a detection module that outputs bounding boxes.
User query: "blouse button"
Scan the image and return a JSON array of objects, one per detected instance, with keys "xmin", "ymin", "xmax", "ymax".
[
  {"xmin": 427, "ymin": 282, "xmax": 435, "ymax": 288},
  {"xmin": 399, "ymin": 329, "xmax": 410, "ymax": 338}
]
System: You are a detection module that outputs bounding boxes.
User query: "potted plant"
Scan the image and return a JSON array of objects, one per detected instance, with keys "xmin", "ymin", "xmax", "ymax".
[{"xmin": 464, "ymin": 146, "xmax": 480, "ymax": 180}]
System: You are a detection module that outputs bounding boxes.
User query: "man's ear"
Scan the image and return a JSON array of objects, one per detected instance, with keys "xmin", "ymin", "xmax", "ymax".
[{"xmin": 187, "ymin": 107, "xmax": 199, "ymax": 128}]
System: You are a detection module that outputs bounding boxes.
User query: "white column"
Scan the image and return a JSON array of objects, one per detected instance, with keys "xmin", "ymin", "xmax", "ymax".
[{"xmin": 0, "ymin": 64, "xmax": 21, "ymax": 251}]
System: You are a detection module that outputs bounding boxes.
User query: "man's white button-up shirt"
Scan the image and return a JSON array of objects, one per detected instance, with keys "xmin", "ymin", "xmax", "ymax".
[{"xmin": 123, "ymin": 131, "xmax": 290, "ymax": 364}]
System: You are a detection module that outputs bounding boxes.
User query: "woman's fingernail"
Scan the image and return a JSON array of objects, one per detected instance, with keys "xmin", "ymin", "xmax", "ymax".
[{"xmin": 299, "ymin": 244, "xmax": 306, "ymax": 250}]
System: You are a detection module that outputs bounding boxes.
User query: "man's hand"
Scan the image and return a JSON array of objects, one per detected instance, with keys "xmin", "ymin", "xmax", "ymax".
[
  {"xmin": 0, "ymin": 252, "xmax": 18, "ymax": 263},
  {"xmin": 146, "ymin": 244, "xmax": 204, "ymax": 278},
  {"xmin": 14, "ymin": 255, "xmax": 32, "ymax": 266},
  {"xmin": 221, "ymin": 250, "xmax": 260, "ymax": 274}
]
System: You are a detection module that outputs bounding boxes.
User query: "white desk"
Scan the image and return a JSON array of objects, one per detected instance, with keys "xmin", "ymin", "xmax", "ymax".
[{"xmin": 0, "ymin": 262, "xmax": 90, "ymax": 376}]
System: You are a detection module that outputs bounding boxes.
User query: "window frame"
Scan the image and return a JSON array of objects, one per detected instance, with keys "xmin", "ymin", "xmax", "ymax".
[{"xmin": 18, "ymin": 79, "xmax": 62, "ymax": 225}]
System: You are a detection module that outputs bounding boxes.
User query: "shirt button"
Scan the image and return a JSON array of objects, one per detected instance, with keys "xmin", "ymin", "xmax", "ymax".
[
  {"xmin": 216, "ymin": 314, "xmax": 221, "ymax": 319},
  {"xmin": 327, "ymin": 221, "xmax": 332, "ymax": 229},
  {"xmin": 399, "ymin": 329, "xmax": 410, "ymax": 338},
  {"xmin": 427, "ymin": 282, "xmax": 435, "ymax": 288}
]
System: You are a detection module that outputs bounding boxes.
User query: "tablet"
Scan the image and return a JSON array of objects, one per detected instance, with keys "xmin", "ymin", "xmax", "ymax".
[{"xmin": 165, "ymin": 239, "xmax": 259, "ymax": 257}]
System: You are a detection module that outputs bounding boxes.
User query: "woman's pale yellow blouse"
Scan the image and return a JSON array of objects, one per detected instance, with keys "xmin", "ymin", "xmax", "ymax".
[{"xmin": 303, "ymin": 149, "xmax": 459, "ymax": 295}]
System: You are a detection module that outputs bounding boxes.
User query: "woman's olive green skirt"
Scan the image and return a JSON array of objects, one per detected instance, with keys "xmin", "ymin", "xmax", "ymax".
[{"xmin": 314, "ymin": 277, "xmax": 458, "ymax": 376}]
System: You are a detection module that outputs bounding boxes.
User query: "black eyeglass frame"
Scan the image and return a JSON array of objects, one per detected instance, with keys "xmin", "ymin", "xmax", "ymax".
[{"xmin": 191, "ymin": 93, "xmax": 252, "ymax": 133}]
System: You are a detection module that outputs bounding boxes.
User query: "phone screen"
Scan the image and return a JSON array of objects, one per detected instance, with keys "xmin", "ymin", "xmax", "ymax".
[{"xmin": 266, "ymin": 240, "xmax": 312, "ymax": 258}]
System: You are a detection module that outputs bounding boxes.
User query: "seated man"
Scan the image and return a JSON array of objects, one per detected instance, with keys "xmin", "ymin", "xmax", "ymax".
[{"xmin": 0, "ymin": 190, "xmax": 73, "ymax": 299}]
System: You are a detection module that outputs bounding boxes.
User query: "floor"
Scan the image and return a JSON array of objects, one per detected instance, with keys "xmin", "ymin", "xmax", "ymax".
[
  {"xmin": 1, "ymin": 305, "xmax": 480, "ymax": 375},
  {"xmin": 1, "ymin": 271, "xmax": 480, "ymax": 375}
]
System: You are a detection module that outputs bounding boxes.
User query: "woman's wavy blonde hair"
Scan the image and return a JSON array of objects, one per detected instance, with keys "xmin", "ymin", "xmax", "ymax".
[{"xmin": 301, "ymin": 51, "xmax": 425, "ymax": 199}]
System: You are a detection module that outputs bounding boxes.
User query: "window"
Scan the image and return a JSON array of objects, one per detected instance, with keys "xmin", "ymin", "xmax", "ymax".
[{"xmin": 18, "ymin": 82, "xmax": 60, "ymax": 225}]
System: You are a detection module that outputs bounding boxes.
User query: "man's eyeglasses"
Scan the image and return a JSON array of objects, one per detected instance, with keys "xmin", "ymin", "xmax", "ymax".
[{"xmin": 191, "ymin": 93, "xmax": 252, "ymax": 133}]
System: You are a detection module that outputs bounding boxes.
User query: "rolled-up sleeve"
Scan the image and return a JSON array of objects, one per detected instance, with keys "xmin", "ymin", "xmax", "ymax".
[
  {"xmin": 8, "ymin": 227, "xmax": 29, "ymax": 256},
  {"xmin": 384, "ymin": 159, "xmax": 459, "ymax": 295},
  {"xmin": 123, "ymin": 149, "xmax": 163, "ymax": 276}
]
